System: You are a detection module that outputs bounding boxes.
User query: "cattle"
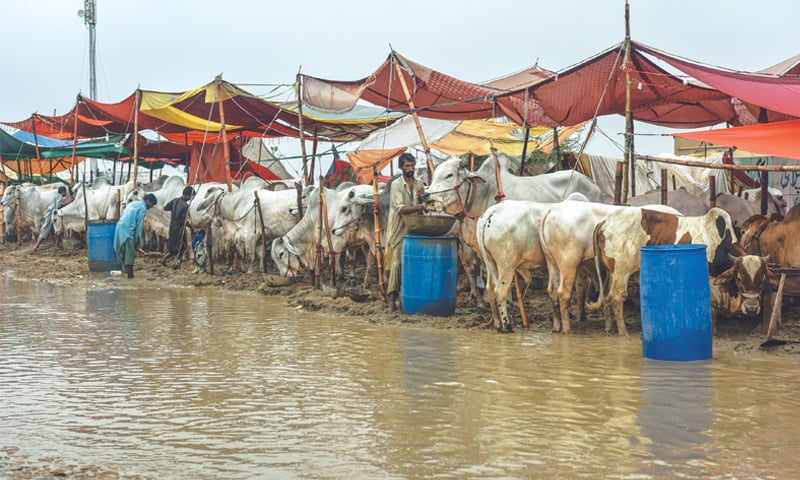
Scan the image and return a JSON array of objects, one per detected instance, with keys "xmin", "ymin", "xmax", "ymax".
[
  {"xmin": 476, "ymin": 200, "xmax": 552, "ymax": 332},
  {"xmin": 739, "ymin": 214, "xmax": 800, "ymax": 268},
  {"xmin": 126, "ymin": 175, "xmax": 187, "ymax": 248},
  {"xmin": 327, "ymin": 184, "xmax": 381, "ymax": 288},
  {"xmin": 627, "ymin": 187, "xmax": 708, "ymax": 216},
  {"xmin": 538, "ymin": 201, "xmax": 681, "ymax": 334},
  {"xmin": 192, "ymin": 177, "xmax": 302, "ymax": 272},
  {"xmin": 0, "ymin": 183, "xmax": 62, "ymax": 241},
  {"xmin": 715, "ymin": 190, "xmax": 786, "ymax": 235},
  {"xmin": 591, "ymin": 207, "xmax": 743, "ymax": 335},
  {"xmin": 271, "ymin": 186, "xmax": 338, "ymax": 278},
  {"xmin": 425, "ymin": 152, "xmax": 610, "ymax": 304},
  {"xmin": 710, "ymin": 254, "xmax": 778, "ymax": 332},
  {"xmin": 53, "ymin": 181, "xmax": 137, "ymax": 235}
]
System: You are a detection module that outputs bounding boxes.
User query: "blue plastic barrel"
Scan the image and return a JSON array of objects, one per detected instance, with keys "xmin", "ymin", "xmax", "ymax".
[
  {"xmin": 640, "ymin": 244, "xmax": 712, "ymax": 361},
  {"xmin": 87, "ymin": 221, "xmax": 120, "ymax": 273},
  {"xmin": 401, "ymin": 234, "xmax": 458, "ymax": 316}
]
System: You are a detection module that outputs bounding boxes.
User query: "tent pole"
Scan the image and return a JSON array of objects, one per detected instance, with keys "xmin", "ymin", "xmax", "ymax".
[
  {"xmin": 296, "ymin": 72, "xmax": 310, "ymax": 185},
  {"xmin": 70, "ymin": 101, "xmax": 80, "ymax": 187},
  {"xmin": 517, "ymin": 127, "xmax": 531, "ymax": 175},
  {"xmin": 393, "ymin": 57, "xmax": 435, "ymax": 184},
  {"xmin": 622, "ymin": 0, "xmax": 635, "ymax": 202},
  {"xmin": 372, "ymin": 164, "xmax": 385, "ymax": 300},
  {"xmin": 552, "ymin": 127, "xmax": 561, "ymax": 170},
  {"xmin": 31, "ymin": 116, "xmax": 44, "ymax": 185},
  {"xmin": 133, "ymin": 89, "xmax": 140, "ymax": 186},
  {"xmin": 215, "ymin": 79, "xmax": 233, "ymax": 192},
  {"xmin": 309, "ymin": 131, "xmax": 318, "ymax": 185}
]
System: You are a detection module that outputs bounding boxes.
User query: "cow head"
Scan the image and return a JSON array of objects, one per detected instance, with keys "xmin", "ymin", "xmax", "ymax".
[
  {"xmin": 270, "ymin": 236, "xmax": 301, "ymax": 277},
  {"xmin": 331, "ymin": 188, "xmax": 373, "ymax": 236},
  {"xmin": 425, "ymin": 157, "xmax": 486, "ymax": 215},
  {"xmin": 713, "ymin": 255, "xmax": 778, "ymax": 316}
]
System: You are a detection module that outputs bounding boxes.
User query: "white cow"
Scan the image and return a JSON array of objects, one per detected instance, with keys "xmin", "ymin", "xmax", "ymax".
[
  {"xmin": 425, "ymin": 153, "xmax": 610, "ymax": 304},
  {"xmin": 1, "ymin": 183, "xmax": 62, "ymax": 240},
  {"xmin": 52, "ymin": 181, "xmax": 136, "ymax": 235},
  {"xmin": 538, "ymin": 201, "xmax": 681, "ymax": 334},
  {"xmin": 126, "ymin": 175, "xmax": 187, "ymax": 248}
]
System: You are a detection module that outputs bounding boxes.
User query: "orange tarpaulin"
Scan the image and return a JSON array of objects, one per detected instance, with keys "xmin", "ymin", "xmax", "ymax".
[{"xmin": 671, "ymin": 119, "xmax": 800, "ymax": 161}]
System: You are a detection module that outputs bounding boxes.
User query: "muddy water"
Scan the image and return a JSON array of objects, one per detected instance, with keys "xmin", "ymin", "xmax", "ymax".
[{"xmin": 1, "ymin": 277, "xmax": 799, "ymax": 479}]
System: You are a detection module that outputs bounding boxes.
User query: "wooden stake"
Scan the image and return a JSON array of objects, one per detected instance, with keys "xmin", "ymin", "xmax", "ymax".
[
  {"xmin": 254, "ymin": 191, "xmax": 268, "ymax": 272},
  {"xmin": 320, "ymin": 186, "xmax": 336, "ymax": 287},
  {"xmin": 709, "ymin": 174, "xmax": 716, "ymax": 209},
  {"xmin": 296, "ymin": 72, "xmax": 310, "ymax": 185},
  {"xmin": 660, "ymin": 169, "xmax": 668, "ymax": 205},
  {"xmin": 622, "ymin": 1, "xmax": 635, "ymax": 202},
  {"xmin": 133, "ymin": 90, "xmax": 140, "ymax": 187},
  {"xmin": 314, "ymin": 176, "xmax": 324, "ymax": 289},
  {"xmin": 613, "ymin": 161, "xmax": 623, "ymax": 205},
  {"xmin": 373, "ymin": 165, "xmax": 385, "ymax": 299},
  {"xmin": 766, "ymin": 273, "xmax": 786, "ymax": 340},
  {"xmin": 393, "ymin": 56, "xmax": 435, "ymax": 184},
  {"xmin": 514, "ymin": 273, "xmax": 528, "ymax": 328},
  {"xmin": 70, "ymin": 102, "xmax": 80, "ymax": 187},
  {"xmin": 31, "ymin": 116, "xmax": 44, "ymax": 185},
  {"xmin": 215, "ymin": 80, "xmax": 233, "ymax": 192},
  {"xmin": 637, "ymin": 154, "xmax": 800, "ymax": 172}
]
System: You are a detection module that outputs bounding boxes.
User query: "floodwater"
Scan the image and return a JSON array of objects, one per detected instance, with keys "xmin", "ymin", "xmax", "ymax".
[{"xmin": 1, "ymin": 277, "xmax": 799, "ymax": 480}]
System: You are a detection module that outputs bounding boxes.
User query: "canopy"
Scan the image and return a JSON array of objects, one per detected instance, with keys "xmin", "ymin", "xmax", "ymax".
[
  {"xmin": 671, "ymin": 119, "xmax": 800, "ymax": 161},
  {"xmin": 635, "ymin": 42, "xmax": 800, "ymax": 121},
  {"xmin": 301, "ymin": 46, "xmax": 783, "ymax": 129}
]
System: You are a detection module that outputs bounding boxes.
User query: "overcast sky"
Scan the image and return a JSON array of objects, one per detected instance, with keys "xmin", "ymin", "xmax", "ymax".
[{"xmin": 1, "ymin": 0, "xmax": 797, "ymax": 163}]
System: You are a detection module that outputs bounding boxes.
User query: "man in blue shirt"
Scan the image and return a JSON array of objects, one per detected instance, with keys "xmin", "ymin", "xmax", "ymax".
[{"xmin": 114, "ymin": 193, "xmax": 157, "ymax": 278}]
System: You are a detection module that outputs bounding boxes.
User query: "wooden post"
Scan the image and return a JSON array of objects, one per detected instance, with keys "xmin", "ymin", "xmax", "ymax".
[
  {"xmin": 215, "ymin": 80, "xmax": 233, "ymax": 192},
  {"xmin": 206, "ymin": 225, "xmax": 215, "ymax": 275},
  {"xmin": 709, "ymin": 174, "xmax": 716, "ymax": 209},
  {"xmin": 82, "ymin": 175, "xmax": 89, "ymax": 236},
  {"xmin": 296, "ymin": 72, "xmax": 310, "ymax": 185},
  {"xmin": 70, "ymin": 103, "xmax": 79, "ymax": 187},
  {"xmin": 622, "ymin": 1, "xmax": 635, "ymax": 202},
  {"xmin": 393, "ymin": 57, "xmax": 435, "ymax": 184},
  {"xmin": 115, "ymin": 189, "xmax": 121, "ymax": 220},
  {"xmin": 766, "ymin": 273, "xmax": 786, "ymax": 339},
  {"xmin": 660, "ymin": 169, "xmax": 668, "ymax": 205},
  {"xmin": 373, "ymin": 164, "xmax": 385, "ymax": 299},
  {"xmin": 552, "ymin": 127, "xmax": 561, "ymax": 171},
  {"xmin": 490, "ymin": 148, "xmax": 505, "ymax": 202},
  {"xmin": 468, "ymin": 153, "xmax": 474, "ymax": 172},
  {"xmin": 254, "ymin": 191, "xmax": 268, "ymax": 272},
  {"xmin": 133, "ymin": 90, "xmax": 140, "ymax": 187},
  {"xmin": 517, "ymin": 127, "xmax": 531, "ymax": 175},
  {"xmin": 314, "ymin": 176, "xmax": 324, "ymax": 289},
  {"xmin": 320, "ymin": 186, "xmax": 336, "ymax": 287},
  {"xmin": 16, "ymin": 187, "xmax": 21, "ymax": 245},
  {"xmin": 31, "ymin": 116, "xmax": 45, "ymax": 185},
  {"xmin": 309, "ymin": 131, "xmax": 319, "ymax": 186},
  {"xmin": 614, "ymin": 161, "xmax": 624, "ymax": 205},
  {"xmin": 760, "ymin": 171, "xmax": 769, "ymax": 215}
]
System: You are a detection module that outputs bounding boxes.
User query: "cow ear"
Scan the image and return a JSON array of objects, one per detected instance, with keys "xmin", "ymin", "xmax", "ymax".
[
  {"xmin": 465, "ymin": 171, "xmax": 486, "ymax": 185},
  {"xmin": 712, "ymin": 265, "xmax": 736, "ymax": 286}
]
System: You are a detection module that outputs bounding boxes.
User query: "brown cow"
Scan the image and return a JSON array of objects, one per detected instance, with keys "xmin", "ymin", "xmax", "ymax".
[
  {"xmin": 710, "ymin": 255, "xmax": 778, "ymax": 332},
  {"xmin": 739, "ymin": 214, "xmax": 800, "ymax": 267}
]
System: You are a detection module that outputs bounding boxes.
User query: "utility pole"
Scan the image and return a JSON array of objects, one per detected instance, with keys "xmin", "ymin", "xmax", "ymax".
[{"xmin": 78, "ymin": 0, "xmax": 99, "ymax": 179}]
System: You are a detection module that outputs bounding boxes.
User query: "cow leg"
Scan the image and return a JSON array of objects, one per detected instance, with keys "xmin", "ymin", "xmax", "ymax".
[
  {"xmin": 495, "ymin": 273, "xmax": 515, "ymax": 333},
  {"xmin": 545, "ymin": 261, "xmax": 563, "ymax": 332},
  {"xmin": 362, "ymin": 251, "xmax": 374, "ymax": 289},
  {"xmin": 484, "ymin": 275, "xmax": 502, "ymax": 331},
  {"xmin": 557, "ymin": 268, "xmax": 578, "ymax": 334}
]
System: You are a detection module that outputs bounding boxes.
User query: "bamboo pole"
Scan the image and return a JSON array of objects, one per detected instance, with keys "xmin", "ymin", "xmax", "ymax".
[
  {"xmin": 314, "ymin": 176, "xmax": 324, "ymax": 289},
  {"xmin": 613, "ymin": 161, "xmax": 624, "ymax": 204},
  {"xmin": 309, "ymin": 131, "xmax": 318, "ymax": 185},
  {"xmin": 552, "ymin": 127, "xmax": 560, "ymax": 171},
  {"xmin": 31, "ymin": 116, "xmax": 44, "ymax": 185},
  {"xmin": 622, "ymin": 1, "xmax": 634, "ymax": 202},
  {"xmin": 215, "ymin": 80, "xmax": 233, "ymax": 192},
  {"xmin": 517, "ymin": 127, "xmax": 531, "ymax": 175},
  {"xmin": 82, "ymin": 174, "xmax": 89, "ymax": 236},
  {"xmin": 320, "ymin": 185, "xmax": 336, "ymax": 287},
  {"xmin": 373, "ymin": 164, "xmax": 386, "ymax": 299},
  {"xmin": 709, "ymin": 174, "xmax": 716, "ymax": 209},
  {"xmin": 70, "ymin": 102, "xmax": 80, "ymax": 187},
  {"xmin": 660, "ymin": 169, "xmax": 668, "ymax": 205},
  {"xmin": 115, "ymin": 189, "xmax": 121, "ymax": 220},
  {"xmin": 760, "ymin": 172, "xmax": 769, "ymax": 215},
  {"xmin": 296, "ymin": 72, "xmax": 310, "ymax": 185},
  {"xmin": 254, "ymin": 191, "xmax": 268, "ymax": 272},
  {"xmin": 766, "ymin": 273, "xmax": 786, "ymax": 340},
  {"xmin": 393, "ymin": 57, "xmax": 435, "ymax": 184},
  {"xmin": 133, "ymin": 89, "xmax": 140, "ymax": 186},
  {"xmin": 636, "ymin": 154, "xmax": 800, "ymax": 172}
]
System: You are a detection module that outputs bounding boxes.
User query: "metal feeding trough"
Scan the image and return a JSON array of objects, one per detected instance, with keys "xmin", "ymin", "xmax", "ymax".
[{"xmin": 404, "ymin": 214, "xmax": 457, "ymax": 237}]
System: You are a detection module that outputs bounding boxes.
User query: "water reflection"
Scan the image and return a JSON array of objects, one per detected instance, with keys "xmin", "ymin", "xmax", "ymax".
[
  {"xmin": 2, "ymin": 277, "xmax": 800, "ymax": 479},
  {"xmin": 637, "ymin": 359, "xmax": 713, "ymax": 476}
]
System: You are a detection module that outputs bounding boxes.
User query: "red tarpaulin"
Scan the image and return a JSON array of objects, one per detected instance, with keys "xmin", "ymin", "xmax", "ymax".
[
  {"xmin": 636, "ymin": 42, "xmax": 800, "ymax": 121},
  {"xmin": 671, "ymin": 119, "xmax": 800, "ymax": 161}
]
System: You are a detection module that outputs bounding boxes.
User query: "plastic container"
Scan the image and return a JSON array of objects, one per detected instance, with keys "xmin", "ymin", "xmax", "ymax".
[
  {"xmin": 87, "ymin": 221, "xmax": 121, "ymax": 273},
  {"xmin": 640, "ymin": 244, "xmax": 712, "ymax": 361},
  {"xmin": 401, "ymin": 234, "xmax": 458, "ymax": 316}
]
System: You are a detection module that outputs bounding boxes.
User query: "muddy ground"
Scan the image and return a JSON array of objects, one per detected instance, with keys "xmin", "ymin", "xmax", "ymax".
[{"xmin": 2, "ymin": 237, "xmax": 800, "ymax": 356}]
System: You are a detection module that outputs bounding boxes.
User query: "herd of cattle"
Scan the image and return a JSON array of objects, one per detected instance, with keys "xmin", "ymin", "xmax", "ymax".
[{"xmin": 2, "ymin": 153, "xmax": 798, "ymax": 335}]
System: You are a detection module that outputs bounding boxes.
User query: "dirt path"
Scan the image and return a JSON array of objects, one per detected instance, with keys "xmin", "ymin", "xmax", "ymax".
[{"xmin": 1, "ymin": 239, "xmax": 799, "ymax": 355}]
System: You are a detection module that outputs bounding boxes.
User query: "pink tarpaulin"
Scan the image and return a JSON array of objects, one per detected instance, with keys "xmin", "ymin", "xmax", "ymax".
[{"xmin": 636, "ymin": 42, "xmax": 800, "ymax": 120}]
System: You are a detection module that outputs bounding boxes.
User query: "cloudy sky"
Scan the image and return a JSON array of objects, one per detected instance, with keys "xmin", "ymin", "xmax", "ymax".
[{"xmin": 1, "ymin": 0, "xmax": 797, "ymax": 163}]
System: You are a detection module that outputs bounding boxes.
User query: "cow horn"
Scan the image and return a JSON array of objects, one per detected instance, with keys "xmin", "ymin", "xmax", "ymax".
[
  {"xmin": 728, "ymin": 253, "xmax": 739, "ymax": 264},
  {"xmin": 763, "ymin": 254, "xmax": 771, "ymax": 263}
]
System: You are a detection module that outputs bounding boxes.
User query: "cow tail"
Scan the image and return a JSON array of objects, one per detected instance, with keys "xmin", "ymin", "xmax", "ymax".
[
  {"xmin": 476, "ymin": 211, "xmax": 498, "ymax": 289},
  {"xmin": 586, "ymin": 220, "xmax": 607, "ymax": 311}
]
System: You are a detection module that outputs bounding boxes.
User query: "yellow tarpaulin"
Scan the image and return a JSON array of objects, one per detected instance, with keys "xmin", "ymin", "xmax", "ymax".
[{"xmin": 431, "ymin": 121, "xmax": 550, "ymax": 157}]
